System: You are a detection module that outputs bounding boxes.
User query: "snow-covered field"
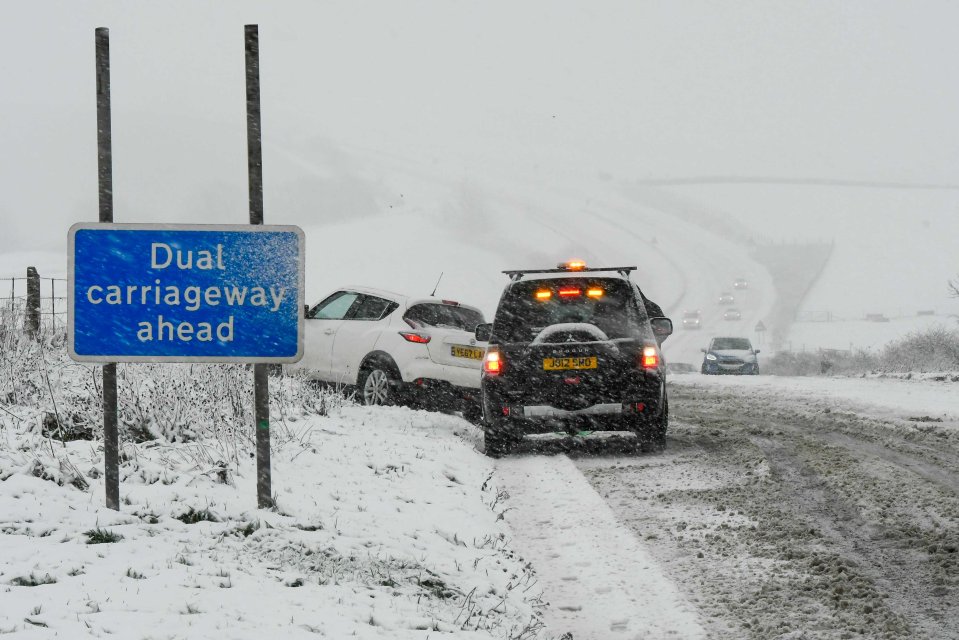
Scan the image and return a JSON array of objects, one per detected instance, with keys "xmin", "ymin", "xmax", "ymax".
[{"xmin": 0, "ymin": 400, "xmax": 545, "ymax": 639}]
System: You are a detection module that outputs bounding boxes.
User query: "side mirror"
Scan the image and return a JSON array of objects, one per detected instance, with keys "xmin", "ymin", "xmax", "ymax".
[
  {"xmin": 304, "ymin": 304, "xmax": 310, "ymax": 318},
  {"xmin": 754, "ymin": 349, "xmax": 761, "ymax": 354},
  {"xmin": 475, "ymin": 323, "xmax": 492, "ymax": 343},
  {"xmin": 650, "ymin": 317, "xmax": 673, "ymax": 339},
  {"xmin": 700, "ymin": 348, "xmax": 707, "ymax": 353}
]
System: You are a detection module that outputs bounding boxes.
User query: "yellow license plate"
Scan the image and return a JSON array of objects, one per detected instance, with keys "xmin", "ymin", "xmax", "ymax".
[
  {"xmin": 543, "ymin": 356, "xmax": 598, "ymax": 371},
  {"xmin": 451, "ymin": 345, "xmax": 485, "ymax": 360}
]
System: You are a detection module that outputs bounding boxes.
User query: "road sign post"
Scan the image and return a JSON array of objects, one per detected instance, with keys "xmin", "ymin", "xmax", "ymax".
[
  {"xmin": 754, "ymin": 320, "xmax": 766, "ymax": 346},
  {"xmin": 245, "ymin": 24, "xmax": 274, "ymax": 510},
  {"xmin": 95, "ymin": 27, "xmax": 120, "ymax": 511}
]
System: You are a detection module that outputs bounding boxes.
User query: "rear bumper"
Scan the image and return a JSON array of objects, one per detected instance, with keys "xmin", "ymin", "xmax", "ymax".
[
  {"xmin": 400, "ymin": 359, "xmax": 481, "ymax": 389},
  {"xmin": 482, "ymin": 377, "xmax": 664, "ymax": 434},
  {"xmin": 486, "ymin": 403, "xmax": 661, "ymax": 435}
]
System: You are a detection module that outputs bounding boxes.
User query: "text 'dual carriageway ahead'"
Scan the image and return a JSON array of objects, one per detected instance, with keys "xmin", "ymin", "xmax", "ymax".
[{"xmin": 68, "ymin": 223, "xmax": 305, "ymax": 363}]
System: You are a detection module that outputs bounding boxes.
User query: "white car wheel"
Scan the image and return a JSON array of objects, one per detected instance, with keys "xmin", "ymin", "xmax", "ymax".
[{"xmin": 362, "ymin": 368, "xmax": 393, "ymax": 406}]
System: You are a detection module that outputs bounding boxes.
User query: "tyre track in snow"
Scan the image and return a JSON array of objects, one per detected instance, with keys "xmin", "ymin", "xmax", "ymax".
[{"xmin": 576, "ymin": 383, "xmax": 959, "ymax": 639}]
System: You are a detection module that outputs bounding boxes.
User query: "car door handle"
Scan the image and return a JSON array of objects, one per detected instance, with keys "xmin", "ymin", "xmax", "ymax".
[{"xmin": 324, "ymin": 328, "xmax": 335, "ymax": 335}]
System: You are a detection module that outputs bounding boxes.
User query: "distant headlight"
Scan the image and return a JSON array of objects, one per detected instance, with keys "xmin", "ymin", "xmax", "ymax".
[{"xmin": 705, "ymin": 353, "xmax": 717, "ymax": 361}]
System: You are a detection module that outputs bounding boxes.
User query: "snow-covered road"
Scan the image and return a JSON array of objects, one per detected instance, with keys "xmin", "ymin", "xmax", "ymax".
[{"xmin": 497, "ymin": 374, "xmax": 959, "ymax": 639}]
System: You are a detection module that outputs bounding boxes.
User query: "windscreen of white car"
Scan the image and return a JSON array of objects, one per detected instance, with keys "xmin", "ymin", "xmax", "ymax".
[
  {"xmin": 711, "ymin": 337, "xmax": 752, "ymax": 351},
  {"xmin": 404, "ymin": 304, "xmax": 484, "ymax": 332},
  {"xmin": 309, "ymin": 291, "xmax": 359, "ymax": 319}
]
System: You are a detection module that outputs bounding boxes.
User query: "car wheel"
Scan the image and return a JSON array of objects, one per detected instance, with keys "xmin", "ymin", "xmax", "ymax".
[
  {"xmin": 483, "ymin": 423, "xmax": 515, "ymax": 457},
  {"xmin": 629, "ymin": 396, "xmax": 667, "ymax": 453},
  {"xmin": 359, "ymin": 366, "xmax": 396, "ymax": 406},
  {"xmin": 482, "ymin": 408, "xmax": 520, "ymax": 456},
  {"xmin": 462, "ymin": 400, "xmax": 483, "ymax": 424}
]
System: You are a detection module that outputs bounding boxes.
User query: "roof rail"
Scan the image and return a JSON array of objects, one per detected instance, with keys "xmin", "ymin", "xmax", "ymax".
[{"xmin": 502, "ymin": 266, "xmax": 637, "ymax": 281}]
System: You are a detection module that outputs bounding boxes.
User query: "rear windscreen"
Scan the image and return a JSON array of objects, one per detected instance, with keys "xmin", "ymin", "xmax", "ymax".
[
  {"xmin": 492, "ymin": 278, "xmax": 644, "ymax": 343},
  {"xmin": 404, "ymin": 304, "xmax": 485, "ymax": 331}
]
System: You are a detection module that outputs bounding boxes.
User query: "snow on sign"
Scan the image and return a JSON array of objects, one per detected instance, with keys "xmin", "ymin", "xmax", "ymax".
[{"xmin": 68, "ymin": 223, "xmax": 305, "ymax": 363}]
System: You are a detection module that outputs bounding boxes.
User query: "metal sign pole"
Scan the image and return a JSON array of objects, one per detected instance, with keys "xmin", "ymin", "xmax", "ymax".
[
  {"xmin": 95, "ymin": 27, "xmax": 120, "ymax": 511},
  {"xmin": 245, "ymin": 24, "xmax": 272, "ymax": 510}
]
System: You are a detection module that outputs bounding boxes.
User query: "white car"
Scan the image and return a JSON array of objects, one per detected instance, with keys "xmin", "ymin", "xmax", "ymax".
[{"xmin": 287, "ymin": 287, "xmax": 487, "ymax": 414}]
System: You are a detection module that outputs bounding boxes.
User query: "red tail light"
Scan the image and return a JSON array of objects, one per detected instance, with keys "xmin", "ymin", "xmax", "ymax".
[
  {"xmin": 399, "ymin": 332, "xmax": 431, "ymax": 344},
  {"xmin": 484, "ymin": 349, "xmax": 503, "ymax": 375},
  {"xmin": 640, "ymin": 346, "xmax": 659, "ymax": 369}
]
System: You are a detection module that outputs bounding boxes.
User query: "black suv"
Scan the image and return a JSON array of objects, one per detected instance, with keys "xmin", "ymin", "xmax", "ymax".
[{"xmin": 474, "ymin": 262, "xmax": 673, "ymax": 456}]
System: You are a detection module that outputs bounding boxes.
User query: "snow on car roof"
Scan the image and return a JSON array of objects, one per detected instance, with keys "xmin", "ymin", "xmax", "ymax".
[
  {"xmin": 406, "ymin": 297, "xmax": 484, "ymax": 314},
  {"xmin": 333, "ymin": 285, "xmax": 408, "ymax": 303},
  {"xmin": 315, "ymin": 286, "xmax": 484, "ymax": 314}
]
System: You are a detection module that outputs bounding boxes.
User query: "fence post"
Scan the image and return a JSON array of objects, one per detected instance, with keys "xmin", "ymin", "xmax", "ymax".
[
  {"xmin": 50, "ymin": 279, "xmax": 56, "ymax": 333},
  {"xmin": 25, "ymin": 267, "xmax": 40, "ymax": 339}
]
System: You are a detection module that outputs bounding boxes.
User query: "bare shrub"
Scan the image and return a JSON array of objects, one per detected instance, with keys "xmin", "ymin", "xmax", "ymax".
[
  {"xmin": 763, "ymin": 351, "xmax": 823, "ymax": 376},
  {"xmin": 767, "ymin": 326, "xmax": 959, "ymax": 376},
  {"xmin": 1, "ymin": 310, "xmax": 352, "ymax": 467},
  {"xmin": 879, "ymin": 325, "xmax": 959, "ymax": 373}
]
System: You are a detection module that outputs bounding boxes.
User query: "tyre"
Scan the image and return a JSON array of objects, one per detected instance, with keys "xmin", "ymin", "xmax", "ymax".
[
  {"xmin": 629, "ymin": 395, "xmax": 667, "ymax": 453},
  {"xmin": 483, "ymin": 417, "xmax": 519, "ymax": 457},
  {"xmin": 462, "ymin": 400, "xmax": 483, "ymax": 424},
  {"xmin": 358, "ymin": 364, "xmax": 398, "ymax": 406}
]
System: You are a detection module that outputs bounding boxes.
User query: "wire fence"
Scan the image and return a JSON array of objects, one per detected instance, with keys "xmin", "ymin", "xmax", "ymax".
[
  {"xmin": 1, "ymin": 272, "xmax": 68, "ymax": 334},
  {"xmin": 795, "ymin": 309, "xmax": 950, "ymax": 323}
]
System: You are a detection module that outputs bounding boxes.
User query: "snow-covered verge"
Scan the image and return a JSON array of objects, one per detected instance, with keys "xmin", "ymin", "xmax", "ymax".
[
  {"xmin": 0, "ymin": 391, "xmax": 546, "ymax": 638},
  {"xmin": 672, "ymin": 371, "xmax": 959, "ymax": 427},
  {"xmin": 760, "ymin": 324, "xmax": 959, "ymax": 377}
]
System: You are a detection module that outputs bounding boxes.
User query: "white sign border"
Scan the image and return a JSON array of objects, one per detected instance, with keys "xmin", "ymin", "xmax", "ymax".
[{"xmin": 68, "ymin": 222, "xmax": 305, "ymax": 364}]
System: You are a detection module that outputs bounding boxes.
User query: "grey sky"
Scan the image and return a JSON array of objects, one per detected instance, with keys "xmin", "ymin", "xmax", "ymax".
[{"xmin": 3, "ymin": 1, "xmax": 959, "ymax": 256}]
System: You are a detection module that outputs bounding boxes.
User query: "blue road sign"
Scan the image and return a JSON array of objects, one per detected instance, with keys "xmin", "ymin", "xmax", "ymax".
[{"xmin": 68, "ymin": 223, "xmax": 304, "ymax": 363}]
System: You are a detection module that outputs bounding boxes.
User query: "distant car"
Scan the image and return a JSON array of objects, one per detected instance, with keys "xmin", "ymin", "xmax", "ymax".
[
  {"xmin": 733, "ymin": 278, "xmax": 748, "ymax": 290},
  {"xmin": 288, "ymin": 287, "xmax": 487, "ymax": 414},
  {"xmin": 723, "ymin": 308, "xmax": 742, "ymax": 321},
  {"xmin": 718, "ymin": 292, "xmax": 735, "ymax": 305},
  {"xmin": 681, "ymin": 310, "xmax": 702, "ymax": 330},
  {"xmin": 701, "ymin": 336, "xmax": 760, "ymax": 375}
]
